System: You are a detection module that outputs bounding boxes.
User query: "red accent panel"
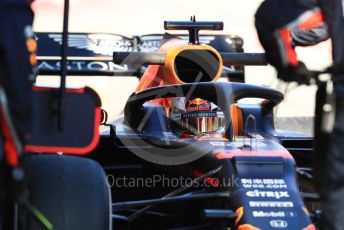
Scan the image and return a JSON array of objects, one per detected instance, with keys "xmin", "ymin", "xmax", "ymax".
[
  {"xmin": 193, "ymin": 170, "xmax": 219, "ymax": 187},
  {"xmin": 25, "ymin": 107, "xmax": 101, "ymax": 155},
  {"xmin": 0, "ymin": 110, "xmax": 19, "ymax": 167},
  {"xmin": 235, "ymin": 207, "xmax": 244, "ymax": 226},
  {"xmin": 32, "ymin": 86, "xmax": 85, "ymax": 94},
  {"xmin": 279, "ymin": 28, "xmax": 298, "ymax": 66},
  {"xmin": 298, "ymin": 11, "xmax": 325, "ymax": 31},
  {"xmin": 135, "ymin": 38, "xmax": 182, "ymax": 108},
  {"xmin": 135, "ymin": 65, "xmax": 163, "ymax": 92},
  {"xmin": 214, "ymin": 149, "xmax": 293, "ymax": 159},
  {"xmin": 303, "ymin": 224, "xmax": 316, "ymax": 230},
  {"xmin": 237, "ymin": 224, "xmax": 261, "ymax": 230},
  {"xmin": 181, "ymin": 133, "xmax": 191, "ymax": 138},
  {"xmin": 135, "ymin": 38, "xmax": 181, "ymax": 93}
]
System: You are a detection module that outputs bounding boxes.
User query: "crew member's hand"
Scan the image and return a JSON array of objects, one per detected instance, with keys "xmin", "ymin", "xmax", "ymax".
[
  {"xmin": 277, "ymin": 61, "xmax": 312, "ymax": 85},
  {"xmin": 327, "ymin": 63, "xmax": 344, "ymax": 75}
]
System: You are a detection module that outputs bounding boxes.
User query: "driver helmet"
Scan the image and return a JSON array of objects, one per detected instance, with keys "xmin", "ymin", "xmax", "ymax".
[{"xmin": 169, "ymin": 97, "xmax": 225, "ymax": 137}]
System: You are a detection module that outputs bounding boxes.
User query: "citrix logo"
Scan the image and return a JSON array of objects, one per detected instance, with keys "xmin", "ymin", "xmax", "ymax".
[{"xmin": 246, "ymin": 190, "xmax": 289, "ymax": 199}]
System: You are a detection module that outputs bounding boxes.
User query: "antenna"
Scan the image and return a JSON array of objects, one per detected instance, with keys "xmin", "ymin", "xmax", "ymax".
[
  {"xmin": 164, "ymin": 18, "xmax": 223, "ymax": 44},
  {"xmin": 58, "ymin": 0, "xmax": 69, "ymax": 131},
  {"xmin": 189, "ymin": 15, "xmax": 199, "ymax": 44}
]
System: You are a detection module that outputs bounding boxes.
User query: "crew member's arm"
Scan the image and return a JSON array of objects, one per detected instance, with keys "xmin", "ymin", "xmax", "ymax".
[{"xmin": 255, "ymin": 0, "xmax": 329, "ymax": 83}]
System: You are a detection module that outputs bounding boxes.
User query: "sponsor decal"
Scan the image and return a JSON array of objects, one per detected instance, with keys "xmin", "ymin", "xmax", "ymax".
[
  {"xmin": 249, "ymin": 201, "xmax": 294, "ymax": 208},
  {"xmin": 209, "ymin": 141, "xmax": 266, "ymax": 147},
  {"xmin": 253, "ymin": 211, "xmax": 298, "ymax": 218},
  {"xmin": 49, "ymin": 34, "xmax": 133, "ymax": 55},
  {"xmin": 252, "ymin": 211, "xmax": 285, "ymax": 218},
  {"xmin": 133, "ymin": 35, "xmax": 215, "ymax": 52},
  {"xmin": 186, "ymin": 103, "xmax": 211, "ymax": 113},
  {"xmin": 139, "ymin": 36, "xmax": 163, "ymax": 52},
  {"xmin": 170, "ymin": 113, "xmax": 181, "ymax": 120},
  {"xmin": 188, "ymin": 98, "xmax": 208, "ymax": 106},
  {"xmin": 270, "ymin": 220, "xmax": 288, "ymax": 228},
  {"xmin": 38, "ymin": 60, "xmax": 127, "ymax": 72},
  {"xmin": 47, "ymin": 34, "xmax": 217, "ymax": 56},
  {"xmin": 162, "ymin": 132, "xmax": 178, "ymax": 138},
  {"xmin": 182, "ymin": 111, "xmax": 217, "ymax": 119},
  {"xmin": 246, "ymin": 190, "xmax": 289, "ymax": 199},
  {"xmin": 241, "ymin": 179, "xmax": 288, "ymax": 189}
]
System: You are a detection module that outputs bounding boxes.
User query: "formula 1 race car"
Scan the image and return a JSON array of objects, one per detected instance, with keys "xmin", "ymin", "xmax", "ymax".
[
  {"xmin": 2, "ymin": 15, "xmax": 319, "ymax": 229},
  {"xmin": 83, "ymin": 20, "xmax": 317, "ymax": 229}
]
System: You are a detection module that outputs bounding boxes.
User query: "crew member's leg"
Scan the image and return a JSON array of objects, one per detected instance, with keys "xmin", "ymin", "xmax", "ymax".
[
  {"xmin": 316, "ymin": 0, "xmax": 344, "ymax": 229},
  {"xmin": 0, "ymin": 6, "xmax": 35, "ymax": 144},
  {"xmin": 0, "ymin": 6, "xmax": 35, "ymax": 228},
  {"xmin": 317, "ymin": 96, "xmax": 344, "ymax": 230}
]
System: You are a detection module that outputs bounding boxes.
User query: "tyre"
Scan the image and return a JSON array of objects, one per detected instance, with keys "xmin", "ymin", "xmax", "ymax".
[{"xmin": 21, "ymin": 154, "xmax": 111, "ymax": 230}]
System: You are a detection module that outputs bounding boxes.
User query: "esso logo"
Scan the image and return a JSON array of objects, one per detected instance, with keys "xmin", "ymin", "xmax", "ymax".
[{"xmin": 270, "ymin": 220, "xmax": 288, "ymax": 228}]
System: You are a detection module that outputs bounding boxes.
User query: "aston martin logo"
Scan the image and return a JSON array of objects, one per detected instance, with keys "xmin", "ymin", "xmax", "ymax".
[
  {"xmin": 140, "ymin": 35, "xmax": 216, "ymax": 52},
  {"xmin": 48, "ymin": 34, "xmax": 133, "ymax": 56},
  {"xmin": 48, "ymin": 34, "xmax": 216, "ymax": 55}
]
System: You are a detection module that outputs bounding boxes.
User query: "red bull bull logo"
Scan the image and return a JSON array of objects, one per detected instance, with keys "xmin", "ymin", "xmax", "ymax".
[{"xmin": 188, "ymin": 98, "xmax": 208, "ymax": 106}]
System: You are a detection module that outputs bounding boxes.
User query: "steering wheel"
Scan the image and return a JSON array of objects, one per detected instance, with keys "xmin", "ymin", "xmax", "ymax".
[{"xmin": 124, "ymin": 82, "xmax": 283, "ymax": 140}]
